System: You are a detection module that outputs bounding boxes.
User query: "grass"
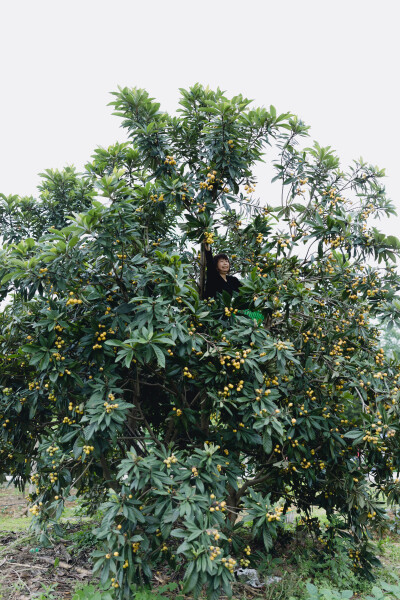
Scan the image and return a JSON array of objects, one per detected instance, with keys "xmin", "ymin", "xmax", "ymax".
[
  {"xmin": 0, "ymin": 511, "xmax": 89, "ymax": 533},
  {"xmin": 0, "ymin": 483, "xmax": 91, "ymax": 535},
  {"xmin": 0, "ymin": 514, "xmax": 31, "ymax": 530},
  {"xmin": 375, "ymin": 536, "xmax": 400, "ymax": 570},
  {"xmin": 0, "ymin": 483, "xmax": 31, "ymax": 532}
]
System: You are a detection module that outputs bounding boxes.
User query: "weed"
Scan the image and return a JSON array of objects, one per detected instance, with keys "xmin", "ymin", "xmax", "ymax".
[
  {"xmin": 71, "ymin": 584, "xmax": 114, "ymax": 600},
  {"xmin": 64, "ymin": 520, "xmax": 99, "ymax": 553},
  {"xmin": 31, "ymin": 582, "xmax": 59, "ymax": 599},
  {"xmin": 261, "ymin": 572, "xmax": 305, "ymax": 600},
  {"xmin": 302, "ymin": 577, "xmax": 400, "ymax": 600},
  {"xmin": 303, "ymin": 583, "xmax": 353, "ymax": 600},
  {"xmin": 130, "ymin": 582, "xmax": 182, "ymax": 600},
  {"xmin": 373, "ymin": 579, "xmax": 400, "ymax": 599}
]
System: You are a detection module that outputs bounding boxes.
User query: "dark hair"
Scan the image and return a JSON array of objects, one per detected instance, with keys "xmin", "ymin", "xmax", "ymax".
[{"xmin": 213, "ymin": 253, "xmax": 230, "ymax": 272}]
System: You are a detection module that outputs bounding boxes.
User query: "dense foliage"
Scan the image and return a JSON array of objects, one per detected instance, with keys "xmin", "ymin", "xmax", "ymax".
[{"xmin": 2, "ymin": 85, "xmax": 400, "ymax": 598}]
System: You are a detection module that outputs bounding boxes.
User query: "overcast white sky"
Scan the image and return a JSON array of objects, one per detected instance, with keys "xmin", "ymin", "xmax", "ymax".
[{"xmin": 1, "ymin": 0, "xmax": 399, "ymax": 235}]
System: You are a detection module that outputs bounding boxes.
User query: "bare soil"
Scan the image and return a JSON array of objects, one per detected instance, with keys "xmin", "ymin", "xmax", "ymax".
[
  {"xmin": 0, "ymin": 485, "xmax": 93, "ymax": 599},
  {"xmin": 0, "ymin": 485, "xmax": 29, "ymax": 520},
  {"xmin": 0, "ymin": 533, "xmax": 93, "ymax": 599}
]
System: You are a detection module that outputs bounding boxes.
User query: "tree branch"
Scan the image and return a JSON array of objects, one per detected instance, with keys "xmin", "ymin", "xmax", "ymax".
[{"xmin": 235, "ymin": 470, "xmax": 271, "ymax": 502}]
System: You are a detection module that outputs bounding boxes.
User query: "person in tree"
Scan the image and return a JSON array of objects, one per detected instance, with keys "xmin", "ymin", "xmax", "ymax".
[
  {"xmin": 203, "ymin": 241, "xmax": 265, "ymax": 325},
  {"xmin": 203, "ymin": 242, "xmax": 242, "ymax": 299}
]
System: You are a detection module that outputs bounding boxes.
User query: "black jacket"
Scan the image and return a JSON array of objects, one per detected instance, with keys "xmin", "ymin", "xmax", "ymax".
[{"xmin": 204, "ymin": 248, "xmax": 242, "ymax": 299}]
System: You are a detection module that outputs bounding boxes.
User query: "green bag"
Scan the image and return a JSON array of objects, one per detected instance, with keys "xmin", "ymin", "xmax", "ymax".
[{"xmin": 239, "ymin": 308, "xmax": 264, "ymax": 325}]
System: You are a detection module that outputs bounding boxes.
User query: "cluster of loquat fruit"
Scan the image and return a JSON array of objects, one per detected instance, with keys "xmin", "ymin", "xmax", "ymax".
[
  {"xmin": 150, "ymin": 193, "xmax": 164, "ymax": 203},
  {"xmin": 29, "ymin": 504, "xmax": 41, "ymax": 516},
  {"xmin": 196, "ymin": 200, "xmax": 207, "ymax": 213},
  {"xmin": 209, "ymin": 495, "xmax": 227, "ymax": 513},
  {"xmin": 28, "ymin": 380, "xmax": 40, "ymax": 391},
  {"xmin": 68, "ymin": 402, "xmax": 84, "ymax": 415},
  {"xmin": 348, "ymin": 548, "xmax": 362, "ymax": 569},
  {"xmin": 224, "ymin": 306, "xmax": 238, "ymax": 317},
  {"xmin": 46, "ymin": 444, "xmax": 59, "ymax": 456},
  {"xmin": 265, "ymin": 505, "xmax": 284, "ymax": 522},
  {"xmin": 199, "ymin": 170, "xmax": 218, "ymax": 191},
  {"xmin": 244, "ymin": 183, "xmax": 256, "ymax": 194},
  {"xmin": 209, "ymin": 545, "xmax": 221, "ymax": 560},
  {"xmin": 277, "ymin": 238, "xmax": 289, "ymax": 249},
  {"xmin": 183, "ymin": 366, "xmax": 193, "ymax": 379},
  {"xmin": 93, "ymin": 328, "xmax": 107, "ymax": 350},
  {"xmin": 66, "ymin": 292, "xmax": 82, "ymax": 306},
  {"xmin": 55, "ymin": 336, "xmax": 65, "ymax": 350},
  {"xmin": 104, "ymin": 399, "xmax": 119, "ymax": 414},
  {"xmin": 221, "ymin": 556, "xmax": 237, "ymax": 573},
  {"xmin": 204, "ymin": 231, "xmax": 214, "ymax": 245},
  {"xmin": 163, "ymin": 454, "xmax": 177, "ymax": 468}
]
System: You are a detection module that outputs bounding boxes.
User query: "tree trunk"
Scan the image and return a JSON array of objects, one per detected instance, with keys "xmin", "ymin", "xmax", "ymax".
[
  {"xmin": 199, "ymin": 389, "xmax": 210, "ymax": 436},
  {"xmin": 226, "ymin": 484, "xmax": 240, "ymax": 524},
  {"xmin": 99, "ymin": 455, "xmax": 119, "ymax": 493},
  {"xmin": 199, "ymin": 243, "xmax": 206, "ymax": 299}
]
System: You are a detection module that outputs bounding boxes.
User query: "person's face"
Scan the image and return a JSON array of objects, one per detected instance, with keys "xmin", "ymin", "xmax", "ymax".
[{"xmin": 217, "ymin": 258, "xmax": 230, "ymax": 274}]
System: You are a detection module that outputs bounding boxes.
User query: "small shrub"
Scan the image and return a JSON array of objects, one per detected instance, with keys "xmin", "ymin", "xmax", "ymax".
[
  {"xmin": 303, "ymin": 583, "xmax": 353, "ymax": 600},
  {"xmin": 72, "ymin": 585, "xmax": 113, "ymax": 600}
]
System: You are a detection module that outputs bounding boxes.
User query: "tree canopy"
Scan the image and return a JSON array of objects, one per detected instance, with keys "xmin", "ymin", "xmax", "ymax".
[{"xmin": 1, "ymin": 84, "xmax": 400, "ymax": 598}]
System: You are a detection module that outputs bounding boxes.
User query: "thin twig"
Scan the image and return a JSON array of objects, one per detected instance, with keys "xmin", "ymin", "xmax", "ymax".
[
  {"xmin": 9, "ymin": 568, "xmax": 30, "ymax": 592},
  {"xmin": 71, "ymin": 458, "xmax": 94, "ymax": 489},
  {"xmin": 133, "ymin": 399, "xmax": 163, "ymax": 449},
  {"xmin": 5, "ymin": 561, "xmax": 47, "ymax": 570}
]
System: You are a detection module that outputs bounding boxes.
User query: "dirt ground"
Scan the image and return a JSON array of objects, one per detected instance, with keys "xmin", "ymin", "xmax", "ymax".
[
  {"xmin": 0, "ymin": 485, "xmax": 93, "ymax": 599},
  {"xmin": 0, "ymin": 484, "xmax": 29, "ymax": 520}
]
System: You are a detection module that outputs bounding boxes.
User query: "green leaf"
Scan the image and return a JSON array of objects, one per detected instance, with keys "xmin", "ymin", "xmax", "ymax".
[
  {"xmin": 262, "ymin": 429, "xmax": 272, "ymax": 454},
  {"xmin": 183, "ymin": 562, "xmax": 198, "ymax": 593},
  {"xmin": 151, "ymin": 344, "xmax": 165, "ymax": 368}
]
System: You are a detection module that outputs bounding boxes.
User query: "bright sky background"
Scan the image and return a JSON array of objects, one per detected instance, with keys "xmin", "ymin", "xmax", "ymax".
[{"xmin": 1, "ymin": 0, "xmax": 399, "ymax": 235}]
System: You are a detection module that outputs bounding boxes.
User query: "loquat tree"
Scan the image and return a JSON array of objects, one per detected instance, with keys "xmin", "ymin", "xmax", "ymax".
[{"xmin": 1, "ymin": 84, "xmax": 400, "ymax": 598}]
